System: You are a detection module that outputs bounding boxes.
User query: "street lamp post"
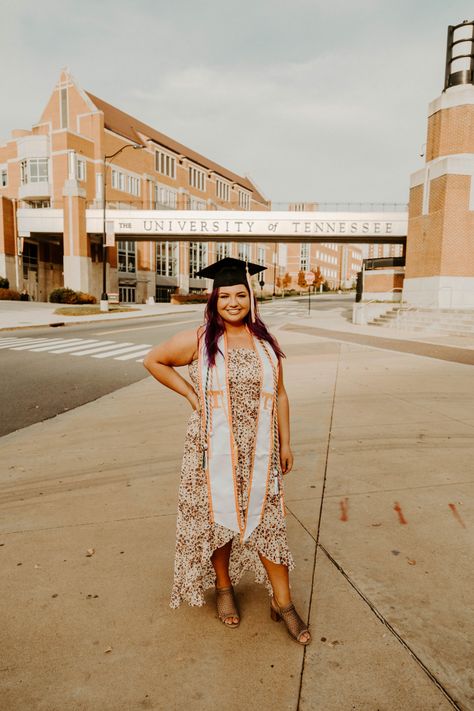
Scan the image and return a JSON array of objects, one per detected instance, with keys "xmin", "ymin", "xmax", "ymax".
[
  {"xmin": 272, "ymin": 243, "xmax": 277, "ymax": 297},
  {"xmin": 101, "ymin": 143, "xmax": 145, "ymax": 312}
]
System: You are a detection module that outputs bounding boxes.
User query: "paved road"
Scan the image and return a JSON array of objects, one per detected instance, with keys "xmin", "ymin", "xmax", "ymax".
[{"xmin": 1, "ymin": 296, "xmax": 355, "ymax": 437}]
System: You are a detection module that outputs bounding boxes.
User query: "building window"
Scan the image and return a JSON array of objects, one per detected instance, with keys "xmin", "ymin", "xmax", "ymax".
[
  {"xmin": 258, "ymin": 247, "xmax": 265, "ymax": 266},
  {"xmin": 238, "ymin": 190, "xmax": 250, "ymax": 209},
  {"xmin": 20, "ymin": 159, "xmax": 49, "ymax": 184},
  {"xmin": 189, "ymin": 196, "xmax": 206, "ymax": 210},
  {"xmin": 299, "ymin": 244, "xmax": 310, "ymax": 271},
  {"xmin": 189, "ymin": 165, "xmax": 206, "ymax": 191},
  {"xmin": 189, "ymin": 242, "xmax": 207, "ymax": 277},
  {"xmin": 154, "ymin": 184, "xmax": 177, "ymax": 208},
  {"xmin": 216, "ymin": 178, "xmax": 230, "ymax": 202},
  {"xmin": 117, "ymin": 241, "xmax": 136, "ymax": 273},
  {"xmin": 1, "ymin": 169, "xmax": 7, "ymax": 187},
  {"xmin": 76, "ymin": 158, "xmax": 86, "ymax": 182},
  {"xmin": 238, "ymin": 243, "xmax": 250, "ymax": 261},
  {"xmin": 128, "ymin": 176, "xmax": 140, "ymax": 197},
  {"xmin": 155, "ymin": 150, "xmax": 176, "ymax": 179},
  {"xmin": 60, "ymin": 87, "xmax": 68, "ymax": 129},
  {"xmin": 119, "ymin": 286, "xmax": 136, "ymax": 303},
  {"xmin": 27, "ymin": 200, "xmax": 50, "ymax": 208},
  {"xmin": 216, "ymin": 243, "xmax": 231, "ymax": 260},
  {"xmin": 112, "ymin": 169, "xmax": 140, "ymax": 196},
  {"xmin": 156, "ymin": 241, "xmax": 177, "ymax": 276},
  {"xmin": 22, "ymin": 241, "xmax": 38, "ymax": 278}
]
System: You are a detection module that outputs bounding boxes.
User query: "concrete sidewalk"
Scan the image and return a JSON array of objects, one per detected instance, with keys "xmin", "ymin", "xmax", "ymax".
[
  {"xmin": 1, "ymin": 318, "xmax": 473, "ymax": 709},
  {"xmin": 0, "ymin": 299, "xmax": 204, "ymax": 330}
]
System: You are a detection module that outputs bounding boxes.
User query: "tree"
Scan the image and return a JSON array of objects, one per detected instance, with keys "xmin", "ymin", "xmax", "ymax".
[
  {"xmin": 282, "ymin": 273, "xmax": 292, "ymax": 290},
  {"xmin": 311, "ymin": 267, "xmax": 324, "ymax": 289},
  {"xmin": 297, "ymin": 271, "xmax": 306, "ymax": 289}
]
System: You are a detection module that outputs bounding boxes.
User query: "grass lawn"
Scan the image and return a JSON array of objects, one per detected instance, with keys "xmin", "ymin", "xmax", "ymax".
[{"xmin": 53, "ymin": 305, "xmax": 140, "ymax": 316}]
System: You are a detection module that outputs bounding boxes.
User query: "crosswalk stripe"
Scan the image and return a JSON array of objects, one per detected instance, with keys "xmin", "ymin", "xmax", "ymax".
[
  {"xmin": 51, "ymin": 338, "xmax": 110, "ymax": 353},
  {"xmin": 93, "ymin": 343, "xmax": 151, "ymax": 359},
  {"xmin": 70, "ymin": 341, "xmax": 134, "ymax": 356},
  {"xmin": 16, "ymin": 338, "xmax": 92, "ymax": 352},
  {"xmin": 0, "ymin": 337, "xmax": 53, "ymax": 349},
  {"xmin": 9, "ymin": 338, "xmax": 79, "ymax": 351},
  {"xmin": 0, "ymin": 338, "xmax": 26, "ymax": 348},
  {"xmin": 114, "ymin": 347, "xmax": 152, "ymax": 361}
]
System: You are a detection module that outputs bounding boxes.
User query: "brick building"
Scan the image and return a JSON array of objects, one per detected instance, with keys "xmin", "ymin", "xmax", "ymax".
[{"xmin": 0, "ymin": 70, "xmax": 274, "ymax": 303}]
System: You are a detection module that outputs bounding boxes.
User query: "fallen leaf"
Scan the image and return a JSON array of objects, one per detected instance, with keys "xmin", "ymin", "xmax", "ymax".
[
  {"xmin": 391, "ymin": 550, "xmax": 400, "ymax": 556},
  {"xmin": 407, "ymin": 558, "xmax": 416, "ymax": 565},
  {"xmin": 371, "ymin": 523, "xmax": 382, "ymax": 527},
  {"xmin": 104, "ymin": 646, "xmax": 112, "ymax": 654},
  {"xmin": 86, "ymin": 548, "xmax": 95, "ymax": 557}
]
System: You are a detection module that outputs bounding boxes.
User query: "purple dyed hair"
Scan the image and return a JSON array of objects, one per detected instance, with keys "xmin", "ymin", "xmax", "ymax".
[{"xmin": 202, "ymin": 284, "xmax": 285, "ymax": 366}]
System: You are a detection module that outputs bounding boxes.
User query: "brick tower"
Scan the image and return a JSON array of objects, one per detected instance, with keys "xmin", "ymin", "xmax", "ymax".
[{"xmin": 403, "ymin": 21, "xmax": 474, "ymax": 308}]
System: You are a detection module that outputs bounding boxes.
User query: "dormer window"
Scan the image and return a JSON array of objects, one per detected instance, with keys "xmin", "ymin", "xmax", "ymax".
[{"xmin": 20, "ymin": 159, "xmax": 49, "ymax": 184}]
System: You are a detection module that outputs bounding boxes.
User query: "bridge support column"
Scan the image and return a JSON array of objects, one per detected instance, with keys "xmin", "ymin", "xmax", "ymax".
[
  {"xmin": 403, "ymin": 22, "xmax": 474, "ymax": 309},
  {"xmin": 62, "ymin": 180, "xmax": 90, "ymax": 294}
]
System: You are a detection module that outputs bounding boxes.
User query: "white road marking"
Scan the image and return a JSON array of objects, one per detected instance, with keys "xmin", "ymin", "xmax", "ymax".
[
  {"xmin": 0, "ymin": 337, "xmax": 54, "ymax": 349},
  {"xmin": 21, "ymin": 339, "xmax": 95, "ymax": 352},
  {"xmin": 71, "ymin": 342, "xmax": 134, "ymax": 356},
  {"xmin": 114, "ymin": 347, "xmax": 152, "ymax": 361},
  {"xmin": 10, "ymin": 338, "xmax": 85, "ymax": 351},
  {"xmin": 92, "ymin": 343, "xmax": 152, "ymax": 359},
  {"xmin": 51, "ymin": 340, "xmax": 116, "ymax": 354},
  {"xmin": 92, "ymin": 317, "xmax": 201, "ymax": 336}
]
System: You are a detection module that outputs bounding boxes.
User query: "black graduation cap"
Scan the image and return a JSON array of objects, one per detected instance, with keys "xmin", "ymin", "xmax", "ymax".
[{"xmin": 195, "ymin": 257, "xmax": 266, "ymax": 288}]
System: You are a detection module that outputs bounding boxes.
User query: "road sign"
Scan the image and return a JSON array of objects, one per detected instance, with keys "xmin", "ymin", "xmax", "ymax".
[{"xmin": 305, "ymin": 272, "xmax": 315, "ymax": 285}]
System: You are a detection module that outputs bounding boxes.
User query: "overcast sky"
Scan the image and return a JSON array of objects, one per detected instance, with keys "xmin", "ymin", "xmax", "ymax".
[{"xmin": 1, "ymin": 0, "xmax": 473, "ymax": 205}]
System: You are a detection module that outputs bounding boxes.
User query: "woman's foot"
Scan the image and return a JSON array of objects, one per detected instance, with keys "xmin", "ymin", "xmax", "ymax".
[
  {"xmin": 270, "ymin": 597, "xmax": 311, "ymax": 645},
  {"xmin": 216, "ymin": 585, "xmax": 240, "ymax": 627}
]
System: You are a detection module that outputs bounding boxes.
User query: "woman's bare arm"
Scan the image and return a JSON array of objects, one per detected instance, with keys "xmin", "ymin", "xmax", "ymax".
[
  {"xmin": 143, "ymin": 328, "xmax": 201, "ymax": 410},
  {"xmin": 277, "ymin": 362, "xmax": 293, "ymax": 474}
]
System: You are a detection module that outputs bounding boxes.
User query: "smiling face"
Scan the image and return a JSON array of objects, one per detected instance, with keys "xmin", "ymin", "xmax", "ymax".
[{"xmin": 216, "ymin": 283, "xmax": 251, "ymax": 324}]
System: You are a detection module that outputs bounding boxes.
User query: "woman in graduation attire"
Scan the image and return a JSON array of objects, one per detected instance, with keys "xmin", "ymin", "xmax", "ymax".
[{"xmin": 143, "ymin": 258, "xmax": 311, "ymax": 645}]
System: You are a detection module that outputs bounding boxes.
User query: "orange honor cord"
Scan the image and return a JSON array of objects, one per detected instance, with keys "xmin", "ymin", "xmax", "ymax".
[{"xmin": 197, "ymin": 338, "xmax": 215, "ymax": 524}]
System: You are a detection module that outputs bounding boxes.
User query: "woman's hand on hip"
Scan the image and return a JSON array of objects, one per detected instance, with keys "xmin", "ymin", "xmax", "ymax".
[
  {"xmin": 186, "ymin": 388, "xmax": 200, "ymax": 412},
  {"xmin": 280, "ymin": 444, "xmax": 293, "ymax": 475}
]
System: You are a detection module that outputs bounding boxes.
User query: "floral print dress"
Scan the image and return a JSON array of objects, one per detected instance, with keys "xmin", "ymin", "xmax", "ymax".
[{"xmin": 170, "ymin": 347, "xmax": 295, "ymax": 609}]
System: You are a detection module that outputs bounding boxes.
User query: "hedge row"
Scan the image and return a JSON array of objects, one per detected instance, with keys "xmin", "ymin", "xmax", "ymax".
[
  {"xmin": 0, "ymin": 288, "xmax": 20, "ymax": 300},
  {"xmin": 49, "ymin": 288, "xmax": 97, "ymax": 304}
]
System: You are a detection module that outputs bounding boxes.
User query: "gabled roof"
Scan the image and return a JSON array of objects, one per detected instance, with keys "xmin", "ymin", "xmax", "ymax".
[{"xmin": 85, "ymin": 91, "xmax": 268, "ymax": 204}]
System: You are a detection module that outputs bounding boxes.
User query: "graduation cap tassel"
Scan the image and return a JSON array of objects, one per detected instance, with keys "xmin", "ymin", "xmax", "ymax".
[{"xmin": 245, "ymin": 260, "xmax": 256, "ymax": 323}]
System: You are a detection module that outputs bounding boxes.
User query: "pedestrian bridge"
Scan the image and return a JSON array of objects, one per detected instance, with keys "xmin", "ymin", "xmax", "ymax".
[{"xmin": 18, "ymin": 208, "xmax": 408, "ymax": 245}]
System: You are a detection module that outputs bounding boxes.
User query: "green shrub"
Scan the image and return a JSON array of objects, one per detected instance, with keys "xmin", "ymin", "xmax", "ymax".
[
  {"xmin": 76, "ymin": 292, "xmax": 97, "ymax": 304},
  {"xmin": 49, "ymin": 288, "xmax": 78, "ymax": 304},
  {"xmin": 0, "ymin": 277, "xmax": 9, "ymax": 289},
  {"xmin": 171, "ymin": 293, "xmax": 209, "ymax": 304},
  {"xmin": 0, "ymin": 288, "xmax": 20, "ymax": 300}
]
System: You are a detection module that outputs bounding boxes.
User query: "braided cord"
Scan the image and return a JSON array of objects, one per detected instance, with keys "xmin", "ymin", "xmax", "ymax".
[{"xmin": 261, "ymin": 341, "xmax": 281, "ymax": 498}]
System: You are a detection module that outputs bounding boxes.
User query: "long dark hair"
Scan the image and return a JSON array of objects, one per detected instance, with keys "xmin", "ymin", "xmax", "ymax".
[{"xmin": 202, "ymin": 285, "xmax": 285, "ymax": 366}]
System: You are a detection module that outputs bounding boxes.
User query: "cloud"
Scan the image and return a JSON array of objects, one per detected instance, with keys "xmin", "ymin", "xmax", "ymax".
[{"xmin": 2, "ymin": 0, "xmax": 474, "ymax": 203}]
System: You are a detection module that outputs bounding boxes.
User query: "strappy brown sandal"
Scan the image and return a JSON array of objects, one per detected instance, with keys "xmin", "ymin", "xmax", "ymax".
[
  {"xmin": 216, "ymin": 585, "xmax": 240, "ymax": 628},
  {"xmin": 270, "ymin": 597, "xmax": 311, "ymax": 645}
]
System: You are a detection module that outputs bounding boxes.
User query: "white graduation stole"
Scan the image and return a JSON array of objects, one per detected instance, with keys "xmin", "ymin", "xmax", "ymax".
[{"xmin": 197, "ymin": 331, "xmax": 282, "ymax": 542}]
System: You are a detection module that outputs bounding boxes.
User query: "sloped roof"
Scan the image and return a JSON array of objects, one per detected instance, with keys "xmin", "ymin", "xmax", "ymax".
[{"xmin": 85, "ymin": 91, "xmax": 268, "ymax": 204}]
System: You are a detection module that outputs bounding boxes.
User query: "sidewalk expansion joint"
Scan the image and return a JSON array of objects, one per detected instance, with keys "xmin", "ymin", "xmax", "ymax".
[
  {"xmin": 318, "ymin": 543, "xmax": 463, "ymax": 711},
  {"xmin": 0, "ymin": 511, "xmax": 176, "ymax": 536},
  {"xmin": 295, "ymin": 339, "xmax": 341, "ymax": 711},
  {"xmin": 281, "ymin": 324, "xmax": 474, "ymax": 367}
]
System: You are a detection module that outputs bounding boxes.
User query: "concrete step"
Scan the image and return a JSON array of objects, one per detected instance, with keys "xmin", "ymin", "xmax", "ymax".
[{"xmin": 367, "ymin": 306, "xmax": 474, "ymax": 337}]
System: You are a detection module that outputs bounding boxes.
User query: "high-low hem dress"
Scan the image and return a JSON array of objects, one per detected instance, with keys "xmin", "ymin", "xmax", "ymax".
[{"xmin": 170, "ymin": 347, "xmax": 295, "ymax": 609}]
